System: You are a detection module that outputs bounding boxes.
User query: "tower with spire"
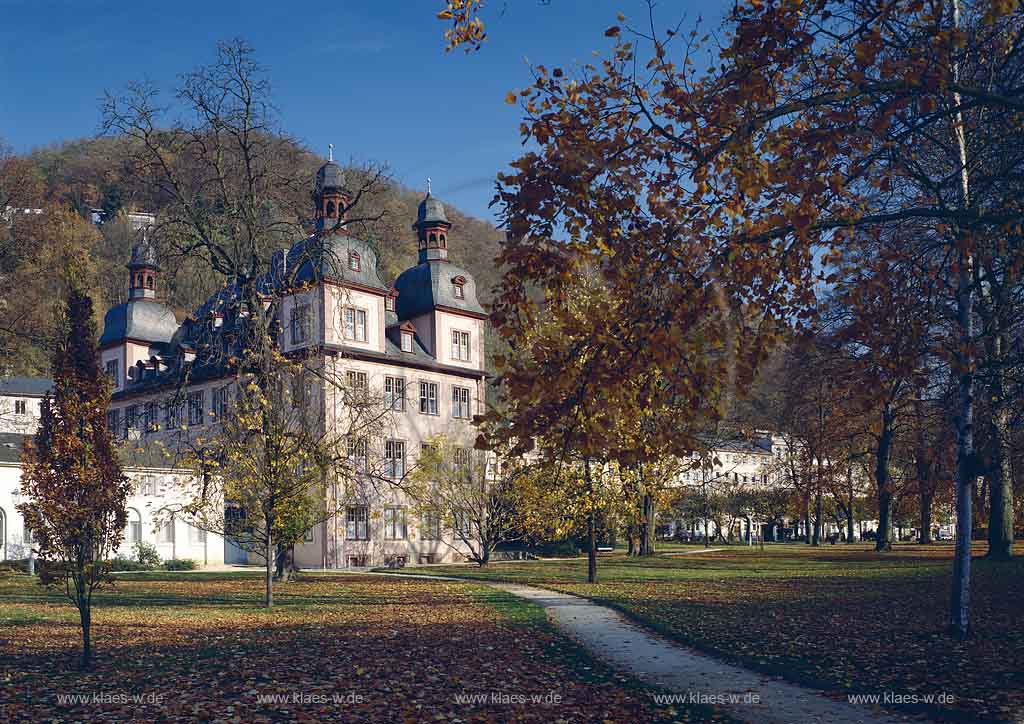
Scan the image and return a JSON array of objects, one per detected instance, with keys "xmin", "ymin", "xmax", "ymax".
[
  {"xmin": 127, "ymin": 234, "xmax": 160, "ymax": 300},
  {"xmin": 413, "ymin": 180, "xmax": 452, "ymax": 263},
  {"xmin": 314, "ymin": 144, "xmax": 348, "ymax": 231}
]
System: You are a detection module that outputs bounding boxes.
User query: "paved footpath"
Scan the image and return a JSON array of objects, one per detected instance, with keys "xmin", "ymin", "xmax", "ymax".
[{"xmin": 370, "ymin": 570, "xmax": 930, "ymax": 724}]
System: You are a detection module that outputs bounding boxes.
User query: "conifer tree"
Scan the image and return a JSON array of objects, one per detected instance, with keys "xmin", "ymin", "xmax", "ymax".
[{"xmin": 18, "ymin": 287, "xmax": 131, "ymax": 669}]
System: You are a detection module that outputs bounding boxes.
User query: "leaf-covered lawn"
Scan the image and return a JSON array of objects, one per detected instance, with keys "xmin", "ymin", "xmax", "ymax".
[
  {"xmin": 0, "ymin": 571, "xmax": 727, "ymax": 722},
  {"xmin": 406, "ymin": 543, "xmax": 1024, "ymax": 722}
]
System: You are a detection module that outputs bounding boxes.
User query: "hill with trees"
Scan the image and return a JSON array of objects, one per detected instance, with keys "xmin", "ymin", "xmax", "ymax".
[{"xmin": 0, "ymin": 135, "xmax": 504, "ymax": 376}]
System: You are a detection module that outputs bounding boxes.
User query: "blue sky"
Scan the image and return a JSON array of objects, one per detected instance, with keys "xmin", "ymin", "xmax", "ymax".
[{"xmin": 1, "ymin": 0, "xmax": 726, "ymax": 222}]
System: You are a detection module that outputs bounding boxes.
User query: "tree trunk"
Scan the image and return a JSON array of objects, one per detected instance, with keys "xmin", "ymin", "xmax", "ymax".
[
  {"xmin": 803, "ymin": 494, "xmax": 811, "ymax": 544},
  {"xmin": 265, "ymin": 532, "xmax": 275, "ymax": 608},
  {"xmin": 584, "ymin": 458, "xmax": 597, "ymax": 584},
  {"xmin": 875, "ymin": 402, "xmax": 895, "ymax": 552},
  {"xmin": 78, "ymin": 593, "xmax": 91, "ymax": 670},
  {"xmin": 812, "ymin": 492, "xmax": 823, "ymax": 546},
  {"xmin": 987, "ymin": 399, "xmax": 1014, "ymax": 560},
  {"xmin": 639, "ymin": 493, "xmax": 655, "ymax": 556},
  {"xmin": 919, "ymin": 491, "xmax": 934, "ymax": 544}
]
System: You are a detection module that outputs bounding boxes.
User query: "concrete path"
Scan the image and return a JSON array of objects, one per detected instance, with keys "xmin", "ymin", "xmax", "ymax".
[{"xmin": 370, "ymin": 571, "xmax": 927, "ymax": 724}]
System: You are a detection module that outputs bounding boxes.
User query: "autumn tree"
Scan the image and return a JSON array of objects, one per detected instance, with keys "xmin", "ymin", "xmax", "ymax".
[
  {"xmin": 460, "ymin": 0, "xmax": 1024, "ymax": 637},
  {"xmin": 17, "ymin": 287, "xmax": 131, "ymax": 669},
  {"xmin": 409, "ymin": 435, "xmax": 525, "ymax": 566}
]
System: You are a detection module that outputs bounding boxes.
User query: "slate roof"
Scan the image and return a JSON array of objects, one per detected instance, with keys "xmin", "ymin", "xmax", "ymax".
[
  {"xmin": 315, "ymin": 161, "xmax": 345, "ymax": 192},
  {"xmin": 415, "ymin": 193, "xmax": 449, "ymax": 227},
  {"xmin": 0, "ymin": 376, "xmax": 52, "ymax": 397},
  {"xmin": 0, "ymin": 432, "xmax": 28, "ymax": 463},
  {"xmin": 99, "ymin": 299, "xmax": 179, "ymax": 349},
  {"xmin": 393, "ymin": 260, "xmax": 486, "ymax": 319}
]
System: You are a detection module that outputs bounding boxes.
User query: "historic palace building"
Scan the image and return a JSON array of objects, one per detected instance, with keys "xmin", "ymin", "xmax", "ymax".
[{"xmin": 95, "ymin": 158, "xmax": 487, "ymax": 568}]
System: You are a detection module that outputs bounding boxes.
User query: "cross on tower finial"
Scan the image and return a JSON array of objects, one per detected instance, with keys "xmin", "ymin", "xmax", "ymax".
[
  {"xmin": 328, "ymin": 143, "xmax": 334, "ymax": 162},
  {"xmin": 427, "ymin": 177, "xmax": 432, "ymax": 195}
]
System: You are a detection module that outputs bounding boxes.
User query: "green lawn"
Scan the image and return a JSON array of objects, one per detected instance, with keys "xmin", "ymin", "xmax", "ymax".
[
  {"xmin": 0, "ymin": 570, "xmax": 730, "ymax": 722},
  {"xmin": 394, "ymin": 542, "xmax": 1024, "ymax": 722}
]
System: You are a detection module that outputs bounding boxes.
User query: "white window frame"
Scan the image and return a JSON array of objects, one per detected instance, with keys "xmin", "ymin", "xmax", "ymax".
[
  {"xmin": 400, "ymin": 331, "xmax": 414, "ymax": 353},
  {"xmin": 384, "ymin": 376, "xmax": 405, "ymax": 411},
  {"xmin": 383, "ymin": 507, "xmax": 407, "ymax": 540},
  {"xmin": 385, "ymin": 439, "xmax": 406, "ymax": 479},
  {"xmin": 346, "ymin": 506, "xmax": 369, "ymax": 540},
  {"xmin": 187, "ymin": 391, "xmax": 204, "ymax": 426},
  {"xmin": 452, "ymin": 386, "xmax": 471, "ymax": 419},
  {"xmin": 418, "ymin": 381, "xmax": 438, "ymax": 416},
  {"xmin": 343, "ymin": 307, "xmax": 368, "ymax": 343},
  {"xmin": 451, "ymin": 330, "xmax": 471, "ymax": 362},
  {"xmin": 290, "ymin": 303, "xmax": 311, "ymax": 345},
  {"xmin": 421, "ymin": 510, "xmax": 441, "ymax": 541}
]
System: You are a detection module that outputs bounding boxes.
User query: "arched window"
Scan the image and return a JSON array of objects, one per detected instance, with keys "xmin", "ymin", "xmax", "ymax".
[
  {"xmin": 428, "ymin": 232, "xmax": 437, "ymax": 246},
  {"xmin": 146, "ymin": 275, "xmax": 154, "ymax": 290},
  {"xmin": 440, "ymin": 234, "xmax": 447, "ymax": 248},
  {"xmin": 326, "ymin": 200, "xmax": 335, "ymax": 217},
  {"xmin": 126, "ymin": 508, "xmax": 142, "ymax": 546}
]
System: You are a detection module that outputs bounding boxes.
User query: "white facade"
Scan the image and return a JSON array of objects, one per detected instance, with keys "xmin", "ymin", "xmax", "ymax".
[
  {"xmin": 0, "ymin": 458, "xmax": 223, "ymax": 565},
  {"xmin": 99, "ymin": 167, "xmax": 487, "ymax": 569}
]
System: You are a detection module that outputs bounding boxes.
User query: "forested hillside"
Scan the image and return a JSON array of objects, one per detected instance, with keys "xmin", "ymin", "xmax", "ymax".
[{"xmin": 0, "ymin": 135, "xmax": 504, "ymax": 376}]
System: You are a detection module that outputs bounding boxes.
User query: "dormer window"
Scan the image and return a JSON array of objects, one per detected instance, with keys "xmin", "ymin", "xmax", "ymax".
[
  {"xmin": 348, "ymin": 251, "xmax": 361, "ymax": 272},
  {"xmin": 401, "ymin": 331, "xmax": 414, "ymax": 353},
  {"xmin": 451, "ymin": 275, "xmax": 466, "ymax": 300}
]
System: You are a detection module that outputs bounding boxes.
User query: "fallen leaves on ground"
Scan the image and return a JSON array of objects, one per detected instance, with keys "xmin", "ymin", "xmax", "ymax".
[
  {"xmin": 415, "ymin": 543, "xmax": 1024, "ymax": 723},
  {"xmin": 0, "ymin": 572, "xmax": 722, "ymax": 722}
]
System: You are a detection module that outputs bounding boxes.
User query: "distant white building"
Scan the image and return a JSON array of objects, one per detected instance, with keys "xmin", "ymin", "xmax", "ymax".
[{"xmin": 0, "ymin": 377, "xmax": 223, "ymax": 565}]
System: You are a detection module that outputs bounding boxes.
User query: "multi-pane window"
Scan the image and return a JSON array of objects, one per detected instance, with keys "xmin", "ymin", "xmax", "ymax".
[
  {"xmin": 187, "ymin": 391, "xmax": 204, "ymax": 426},
  {"xmin": 138, "ymin": 477, "xmax": 157, "ymax": 496},
  {"xmin": 348, "ymin": 251, "xmax": 361, "ymax": 272},
  {"xmin": 343, "ymin": 307, "xmax": 367, "ymax": 342},
  {"xmin": 125, "ymin": 405, "xmax": 138, "ymax": 437},
  {"xmin": 290, "ymin": 304, "xmax": 311, "ymax": 344},
  {"xmin": 385, "ymin": 295, "xmax": 396, "ymax": 312},
  {"xmin": 384, "ymin": 376, "xmax": 405, "ymax": 411},
  {"xmin": 453, "ymin": 447, "xmax": 472, "ymax": 481},
  {"xmin": 385, "ymin": 439, "xmax": 406, "ymax": 479},
  {"xmin": 165, "ymin": 398, "xmax": 183, "ymax": 429},
  {"xmin": 158, "ymin": 517, "xmax": 175, "ymax": 544},
  {"xmin": 106, "ymin": 408, "xmax": 120, "ymax": 435},
  {"xmin": 144, "ymin": 401, "xmax": 158, "ymax": 433},
  {"xmin": 303, "ymin": 526, "xmax": 315, "ymax": 543},
  {"xmin": 421, "ymin": 511, "xmax": 441, "ymax": 541},
  {"xmin": 453, "ymin": 510, "xmax": 472, "ymax": 538},
  {"xmin": 346, "ymin": 506, "xmax": 369, "ymax": 540},
  {"xmin": 451, "ymin": 330, "xmax": 470, "ymax": 361},
  {"xmin": 129, "ymin": 518, "xmax": 142, "ymax": 545},
  {"xmin": 14, "ymin": 400, "xmax": 26, "ymax": 415},
  {"xmin": 452, "ymin": 386, "xmax": 471, "ymax": 419},
  {"xmin": 383, "ymin": 507, "xmax": 407, "ymax": 540},
  {"xmin": 105, "ymin": 359, "xmax": 119, "ymax": 384},
  {"xmin": 347, "ymin": 370, "xmax": 368, "ymax": 390},
  {"xmin": 419, "ymin": 381, "xmax": 438, "ymax": 415},
  {"xmin": 453, "ymin": 283, "xmax": 464, "ymax": 299},
  {"xmin": 347, "ymin": 437, "xmax": 368, "ymax": 473},
  {"xmin": 212, "ymin": 386, "xmax": 230, "ymax": 420},
  {"xmin": 401, "ymin": 331, "xmax": 414, "ymax": 352}
]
